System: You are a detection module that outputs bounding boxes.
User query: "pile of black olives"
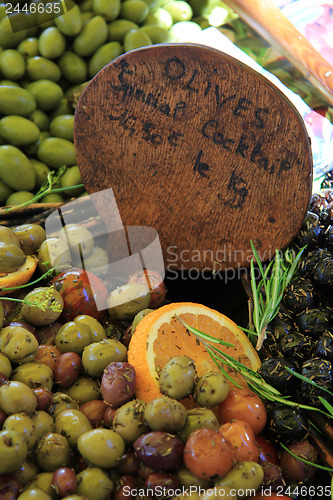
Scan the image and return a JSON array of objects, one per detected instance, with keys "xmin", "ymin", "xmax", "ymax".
[{"xmin": 259, "ymin": 190, "xmax": 333, "ymax": 409}]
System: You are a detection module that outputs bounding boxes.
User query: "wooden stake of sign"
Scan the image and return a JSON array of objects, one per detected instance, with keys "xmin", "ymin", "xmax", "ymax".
[{"xmin": 74, "ymin": 43, "xmax": 312, "ymax": 271}]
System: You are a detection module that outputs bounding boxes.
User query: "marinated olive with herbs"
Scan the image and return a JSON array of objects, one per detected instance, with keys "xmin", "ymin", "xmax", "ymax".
[
  {"xmin": 178, "ymin": 407, "xmax": 219, "ymax": 443},
  {"xmin": 13, "ymin": 224, "xmax": 46, "ymax": 255},
  {"xmin": 0, "ymin": 242, "xmax": 26, "ymax": 273},
  {"xmin": 77, "ymin": 428, "xmax": 125, "ymax": 468},
  {"xmin": 144, "ymin": 396, "xmax": 187, "ymax": 432},
  {"xmin": 31, "ymin": 411, "xmax": 55, "ymax": 441},
  {"xmin": 101, "ymin": 361, "xmax": 135, "ymax": 407},
  {"xmin": 159, "ymin": 355, "xmax": 196, "ymax": 399},
  {"xmin": 0, "ymin": 326, "xmax": 39, "ymax": 364},
  {"xmin": 113, "ymin": 399, "xmax": 148, "ymax": 443},
  {"xmin": 11, "ymin": 361, "xmax": 54, "ymax": 391},
  {"xmin": 36, "ymin": 432, "xmax": 71, "ymax": 472},
  {"xmin": 55, "ymin": 320, "xmax": 92, "ymax": 354},
  {"xmin": 3, "ymin": 413, "xmax": 38, "ymax": 450},
  {"xmin": 0, "ymin": 429, "xmax": 28, "ymax": 474},
  {"xmin": 82, "ymin": 338, "xmax": 127, "ymax": 378},
  {"xmin": 21, "ymin": 287, "xmax": 64, "ymax": 326},
  {"xmin": 193, "ymin": 372, "xmax": 229, "ymax": 408},
  {"xmin": 265, "ymin": 406, "xmax": 310, "ymax": 444},
  {"xmin": 134, "ymin": 431, "xmax": 184, "ymax": 471},
  {"xmin": 76, "ymin": 467, "xmax": 114, "ymax": 500},
  {"xmin": 55, "ymin": 409, "xmax": 92, "ymax": 449}
]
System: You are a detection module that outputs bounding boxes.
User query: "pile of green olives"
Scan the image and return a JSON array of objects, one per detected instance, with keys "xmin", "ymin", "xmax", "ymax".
[
  {"xmin": 0, "ymin": 0, "xmax": 236, "ymax": 206},
  {"xmin": 0, "ymin": 224, "xmax": 46, "ymax": 274}
]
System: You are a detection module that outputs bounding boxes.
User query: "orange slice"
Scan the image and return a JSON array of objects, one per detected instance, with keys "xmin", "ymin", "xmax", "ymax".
[
  {"xmin": 127, "ymin": 302, "xmax": 261, "ymax": 403},
  {"xmin": 0, "ymin": 255, "xmax": 38, "ymax": 296}
]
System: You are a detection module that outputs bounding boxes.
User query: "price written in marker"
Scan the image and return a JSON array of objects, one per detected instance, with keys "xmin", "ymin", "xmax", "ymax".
[{"xmin": 74, "ymin": 44, "xmax": 312, "ymax": 270}]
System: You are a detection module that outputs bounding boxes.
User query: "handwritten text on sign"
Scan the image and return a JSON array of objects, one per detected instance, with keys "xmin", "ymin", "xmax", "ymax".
[{"xmin": 105, "ymin": 55, "xmax": 303, "ymax": 209}]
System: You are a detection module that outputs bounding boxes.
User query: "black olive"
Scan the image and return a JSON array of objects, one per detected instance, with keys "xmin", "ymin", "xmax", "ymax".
[
  {"xmin": 299, "ymin": 248, "xmax": 332, "ymax": 277},
  {"xmin": 295, "ymin": 308, "xmax": 331, "ymax": 338},
  {"xmin": 262, "ymin": 462, "xmax": 286, "ymax": 491},
  {"xmin": 311, "ymin": 333, "xmax": 333, "ymax": 363},
  {"xmin": 313, "ymin": 256, "xmax": 333, "ymax": 286},
  {"xmin": 283, "ymin": 277, "xmax": 316, "ymax": 313},
  {"xmin": 325, "ymin": 226, "xmax": 333, "ymax": 253},
  {"xmin": 297, "ymin": 357, "xmax": 333, "ymax": 406},
  {"xmin": 265, "ymin": 406, "xmax": 310, "ymax": 444},
  {"xmin": 279, "ymin": 331, "xmax": 312, "ymax": 368},
  {"xmin": 258, "ymin": 358, "xmax": 298, "ymax": 394},
  {"xmin": 294, "ymin": 212, "xmax": 325, "ymax": 250}
]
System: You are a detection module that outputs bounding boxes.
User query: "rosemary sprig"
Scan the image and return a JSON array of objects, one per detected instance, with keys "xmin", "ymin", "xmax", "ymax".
[
  {"xmin": 241, "ymin": 242, "xmax": 306, "ymax": 350},
  {"xmin": 175, "ymin": 316, "xmax": 333, "ymax": 420},
  {"xmin": 5, "ymin": 166, "xmax": 84, "ymax": 212}
]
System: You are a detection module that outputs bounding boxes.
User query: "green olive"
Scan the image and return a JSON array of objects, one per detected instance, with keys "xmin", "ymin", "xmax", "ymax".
[
  {"xmin": 50, "ymin": 114, "xmax": 74, "ymax": 141},
  {"xmin": 123, "ymin": 28, "xmax": 152, "ymax": 52},
  {"xmin": 3, "ymin": 413, "xmax": 38, "ymax": 450},
  {"xmin": 177, "ymin": 467, "xmax": 211, "ymax": 489},
  {"xmin": 55, "ymin": 409, "xmax": 92, "ymax": 449},
  {"xmin": 55, "ymin": 320, "xmax": 93, "ymax": 354},
  {"xmin": 30, "ymin": 160, "xmax": 50, "ymax": 189},
  {"xmin": 0, "ymin": 85, "xmax": 36, "ymax": 117},
  {"xmin": 13, "ymin": 458, "xmax": 40, "ymax": 486},
  {"xmin": 24, "ymin": 472, "xmax": 55, "ymax": 499},
  {"xmin": 164, "ymin": 1, "xmax": 193, "ymax": 22},
  {"xmin": 159, "ymin": 356, "xmax": 197, "ymax": 399},
  {"xmin": 143, "ymin": 8, "xmax": 173, "ymax": 29},
  {"xmin": 79, "ymin": 247, "xmax": 109, "ymax": 274},
  {"xmin": 82, "ymin": 338, "xmax": 127, "ymax": 377},
  {"xmin": 41, "ymin": 193, "xmax": 65, "ymax": 203},
  {"xmin": 58, "ymin": 51, "xmax": 88, "ymax": 84},
  {"xmin": 17, "ymin": 38, "xmax": 39, "ymax": 59},
  {"xmin": 0, "ymin": 115, "xmax": 40, "ymax": 146},
  {"xmin": 0, "ymin": 145, "xmax": 36, "ymax": 191},
  {"xmin": 76, "ymin": 467, "xmax": 113, "ymax": 500},
  {"xmin": 108, "ymin": 19, "xmax": 138, "ymax": 42},
  {"xmin": 37, "ymin": 237, "xmax": 71, "ymax": 274},
  {"xmin": 93, "ymin": 0, "xmax": 121, "ymax": 20},
  {"xmin": 0, "ymin": 352, "xmax": 12, "ymax": 378},
  {"xmin": 24, "ymin": 131, "xmax": 50, "ymax": 157},
  {"xmin": 0, "ymin": 326, "xmax": 39, "ymax": 364},
  {"xmin": 0, "ymin": 225, "xmax": 21, "ymax": 247},
  {"xmin": 55, "ymin": 3, "xmax": 83, "ymax": 36},
  {"xmin": 193, "ymin": 372, "xmax": 229, "ymax": 408},
  {"xmin": 0, "ymin": 380, "xmax": 37, "ymax": 415},
  {"xmin": 6, "ymin": 191, "xmax": 35, "ymax": 207},
  {"xmin": 113, "ymin": 399, "xmax": 148, "ymax": 443},
  {"xmin": 73, "ymin": 15, "xmax": 108, "ymax": 57},
  {"xmin": 120, "ymin": 0, "xmax": 149, "ymax": 23},
  {"xmin": 0, "ymin": 180, "xmax": 13, "ymax": 204},
  {"xmin": 48, "ymin": 392, "xmax": 79, "ymax": 419},
  {"xmin": 50, "ymin": 97, "xmax": 73, "ymax": 120},
  {"xmin": 26, "ymin": 80, "xmax": 63, "ymax": 112},
  {"xmin": 38, "ymin": 27, "xmax": 66, "ymax": 59},
  {"xmin": 131, "ymin": 308, "xmax": 154, "ymax": 334},
  {"xmin": 0, "ymin": 49, "xmax": 26, "ymax": 80},
  {"xmin": 36, "ymin": 432, "xmax": 71, "ymax": 472},
  {"xmin": 21, "ymin": 287, "xmax": 64, "ymax": 326},
  {"xmin": 26, "ymin": 57, "xmax": 61, "ymax": 82},
  {"xmin": 11, "ymin": 361, "xmax": 54, "ymax": 391},
  {"xmin": 61, "ymin": 316, "xmax": 99, "ymax": 346},
  {"xmin": 31, "ymin": 411, "xmax": 55, "ymax": 441},
  {"xmin": 13, "ymin": 224, "xmax": 46, "ymax": 255},
  {"xmin": 0, "ymin": 15, "xmax": 27, "ymax": 50},
  {"xmin": 67, "ymin": 376, "xmax": 100, "ymax": 405},
  {"xmin": 59, "ymin": 223, "xmax": 94, "ymax": 259},
  {"xmin": 108, "ymin": 283, "xmax": 151, "ymax": 321},
  {"xmin": 178, "ymin": 407, "xmax": 219, "ymax": 443},
  {"xmin": 140, "ymin": 24, "xmax": 170, "ymax": 43},
  {"xmin": 0, "ymin": 429, "xmax": 28, "ymax": 474},
  {"xmin": 77, "ymin": 428, "xmax": 125, "ymax": 468},
  {"xmin": 144, "ymin": 396, "xmax": 187, "ymax": 432},
  {"xmin": 17, "ymin": 489, "xmax": 53, "ymax": 500},
  {"xmin": 88, "ymin": 41, "xmax": 122, "ymax": 77},
  {"xmin": 29, "ymin": 110, "xmax": 49, "ymax": 132},
  {"xmin": 37, "ymin": 137, "xmax": 76, "ymax": 169},
  {"xmin": 214, "ymin": 462, "xmax": 264, "ymax": 498}
]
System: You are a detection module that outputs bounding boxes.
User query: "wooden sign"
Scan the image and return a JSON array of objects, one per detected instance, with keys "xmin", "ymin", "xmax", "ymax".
[{"xmin": 74, "ymin": 43, "xmax": 312, "ymax": 271}]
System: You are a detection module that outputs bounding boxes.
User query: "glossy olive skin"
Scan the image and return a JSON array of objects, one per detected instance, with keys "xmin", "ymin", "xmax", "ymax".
[
  {"xmin": 36, "ymin": 432, "xmax": 71, "ymax": 471},
  {"xmin": 54, "ymin": 352, "xmax": 82, "ymax": 388},
  {"xmin": 193, "ymin": 372, "xmax": 229, "ymax": 408},
  {"xmin": 30, "ymin": 411, "xmax": 55, "ymax": 441},
  {"xmin": 48, "ymin": 392, "xmax": 79, "ymax": 419},
  {"xmin": 76, "ymin": 467, "xmax": 114, "ymax": 500},
  {"xmin": 134, "ymin": 431, "xmax": 184, "ymax": 471},
  {"xmin": 0, "ymin": 326, "xmax": 39, "ymax": 364},
  {"xmin": 0, "ymin": 380, "xmax": 37, "ymax": 415},
  {"xmin": 82, "ymin": 338, "xmax": 127, "ymax": 378},
  {"xmin": 214, "ymin": 462, "xmax": 264, "ymax": 499},
  {"xmin": 144, "ymin": 396, "xmax": 187, "ymax": 432},
  {"xmin": 101, "ymin": 361, "xmax": 135, "ymax": 407},
  {"xmin": 11, "ymin": 361, "xmax": 54, "ymax": 391},
  {"xmin": 21, "ymin": 287, "xmax": 64, "ymax": 326},
  {"xmin": 55, "ymin": 409, "xmax": 92, "ymax": 449},
  {"xmin": 178, "ymin": 407, "xmax": 219, "ymax": 443},
  {"xmin": 113, "ymin": 399, "xmax": 148, "ymax": 444},
  {"xmin": 0, "ymin": 429, "xmax": 28, "ymax": 474},
  {"xmin": 55, "ymin": 320, "xmax": 92, "ymax": 355},
  {"xmin": 37, "ymin": 238, "xmax": 71, "ymax": 274},
  {"xmin": 77, "ymin": 428, "xmax": 125, "ymax": 468},
  {"xmin": 159, "ymin": 356, "xmax": 196, "ymax": 399},
  {"xmin": 0, "ymin": 242, "xmax": 26, "ymax": 273},
  {"xmin": 0, "ymin": 225, "xmax": 21, "ymax": 247},
  {"xmin": 13, "ymin": 224, "xmax": 46, "ymax": 255}
]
